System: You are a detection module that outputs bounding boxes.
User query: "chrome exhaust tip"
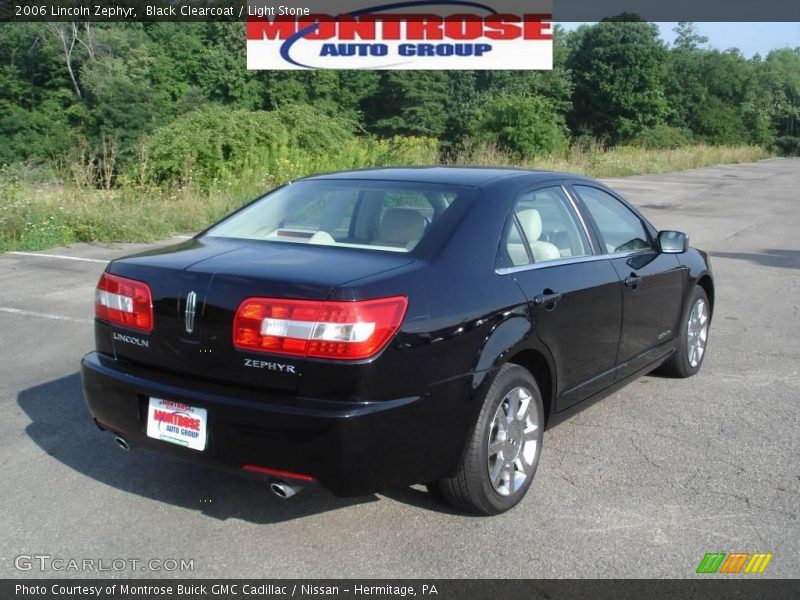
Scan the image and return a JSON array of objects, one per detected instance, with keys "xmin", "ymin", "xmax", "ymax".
[
  {"xmin": 114, "ymin": 435, "xmax": 130, "ymax": 451},
  {"xmin": 270, "ymin": 481, "xmax": 297, "ymax": 499}
]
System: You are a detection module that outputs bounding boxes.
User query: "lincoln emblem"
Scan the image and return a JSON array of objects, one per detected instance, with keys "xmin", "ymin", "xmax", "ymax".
[{"xmin": 185, "ymin": 291, "xmax": 197, "ymax": 334}]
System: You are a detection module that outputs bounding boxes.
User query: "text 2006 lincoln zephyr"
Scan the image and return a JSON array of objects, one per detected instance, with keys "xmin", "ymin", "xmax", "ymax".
[{"xmin": 82, "ymin": 168, "xmax": 713, "ymax": 514}]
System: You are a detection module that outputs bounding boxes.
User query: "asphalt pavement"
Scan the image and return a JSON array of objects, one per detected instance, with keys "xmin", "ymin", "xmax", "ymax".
[{"xmin": 0, "ymin": 159, "xmax": 798, "ymax": 578}]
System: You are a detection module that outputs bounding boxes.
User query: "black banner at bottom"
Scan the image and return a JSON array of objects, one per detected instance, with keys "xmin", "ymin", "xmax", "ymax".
[{"xmin": 3, "ymin": 579, "xmax": 799, "ymax": 600}]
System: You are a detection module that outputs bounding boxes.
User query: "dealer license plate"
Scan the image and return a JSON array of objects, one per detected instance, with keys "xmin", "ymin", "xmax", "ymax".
[{"xmin": 146, "ymin": 397, "xmax": 208, "ymax": 451}]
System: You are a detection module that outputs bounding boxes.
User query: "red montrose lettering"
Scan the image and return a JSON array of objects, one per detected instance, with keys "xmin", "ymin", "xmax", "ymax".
[
  {"xmin": 246, "ymin": 13, "xmax": 551, "ymax": 42},
  {"xmin": 153, "ymin": 409, "xmax": 201, "ymax": 431},
  {"xmin": 247, "ymin": 16, "xmax": 296, "ymax": 40}
]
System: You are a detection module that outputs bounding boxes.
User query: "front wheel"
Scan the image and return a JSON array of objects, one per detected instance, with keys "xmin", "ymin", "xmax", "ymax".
[
  {"xmin": 658, "ymin": 285, "xmax": 711, "ymax": 378},
  {"xmin": 439, "ymin": 364, "xmax": 544, "ymax": 515}
]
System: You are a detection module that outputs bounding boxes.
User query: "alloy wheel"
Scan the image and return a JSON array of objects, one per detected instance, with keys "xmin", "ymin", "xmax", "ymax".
[
  {"xmin": 487, "ymin": 386, "xmax": 540, "ymax": 496},
  {"xmin": 687, "ymin": 298, "xmax": 709, "ymax": 368}
]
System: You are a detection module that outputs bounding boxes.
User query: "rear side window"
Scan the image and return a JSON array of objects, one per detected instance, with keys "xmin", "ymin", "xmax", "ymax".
[
  {"xmin": 503, "ymin": 186, "xmax": 591, "ymax": 266},
  {"xmin": 574, "ymin": 186, "xmax": 653, "ymax": 254},
  {"xmin": 206, "ymin": 180, "xmax": 471, "ymax": 253}
]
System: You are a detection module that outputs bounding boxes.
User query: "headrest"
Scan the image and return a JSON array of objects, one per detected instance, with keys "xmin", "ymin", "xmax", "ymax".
[
  {"xmin": 517, "ymin": 208, "xmax": 542, "ymax": 243},
  {"xmin": 380, "ymin": 208, "xmax": 427, "ymax": 245}
]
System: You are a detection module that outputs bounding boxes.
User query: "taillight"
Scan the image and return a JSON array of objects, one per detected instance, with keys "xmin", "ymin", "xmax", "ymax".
[
  {"xmin": 233, "ymin": 296, "xmax": 408, "ymax": 360},
  {"xmin": 95, "ymin": 272, "xmax": 153, "ymax": 333}
]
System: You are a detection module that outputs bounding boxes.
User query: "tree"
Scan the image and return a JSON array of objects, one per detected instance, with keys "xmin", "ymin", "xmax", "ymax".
[
  {"xmin": 760, "ymin": 49, "xmax": 800, "ymax": 137},
  {"xmin": 673, "ymin": 22, "xmax": 708, "ymax": 51},
  {"xmin": 440, "ymin": 71, "xmax": 479, "ymax": 151},
  {"xmin": 197, "ymin": 23, "xmax": 265, "ymax": 109},
  {"xmin": 689, "ymin": 50, "xmax": 753, "ymax": 144},
  {"xmin": 364, "ymin": 71, "xmax": 450, "ymax": 138},
  {"xmin": 44, "ymin": 22, "xmax": 84, "ymax": 98},
  {"xmin": 2, "ymin": 19, "xmax": 798, "ymax": 175},
  {"xmin": 473, "ymin": 94, "xmax": 567, "ymax": 158},
  {"xmin": 0, "ymin": 24, "xmax": 82, "ymax": 164},
  {"xmin": 567, "ymin": 19, "xmax": 668, "ymax": 143}
]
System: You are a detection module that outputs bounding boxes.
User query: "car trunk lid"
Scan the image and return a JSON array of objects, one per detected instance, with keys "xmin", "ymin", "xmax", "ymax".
[{"xmin": 104, "ymin": 238, "xmax": 413, "ymax": 393}]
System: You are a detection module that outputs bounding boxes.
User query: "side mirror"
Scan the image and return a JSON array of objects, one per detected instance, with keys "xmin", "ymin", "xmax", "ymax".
[{"xmin": 658, "ymin": 230, "xmax": 689, "ymax": 254}]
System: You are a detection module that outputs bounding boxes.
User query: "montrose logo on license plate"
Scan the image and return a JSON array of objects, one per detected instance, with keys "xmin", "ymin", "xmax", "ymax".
[{"xmin": 146, "ymin": 398, "xmax": 208, "ymax": 451}]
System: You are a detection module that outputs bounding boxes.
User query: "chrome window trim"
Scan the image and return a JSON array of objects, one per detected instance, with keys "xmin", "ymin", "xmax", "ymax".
[
  {"xmin": 495, "ymin": 249, "xmax": 644, "ymax": 276},
  {"xmin": 500, "ymin": 183, "xmax": 595, "ymax": 271},
  {"xmin": 560, "ymin": 184, "xmax": 597, "ymax": 255},
  {"xmin": 570, "ymin": 183, "xmax": 658, "ymax": 253}
]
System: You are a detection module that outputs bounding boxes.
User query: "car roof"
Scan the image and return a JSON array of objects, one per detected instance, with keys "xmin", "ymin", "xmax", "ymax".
[{"xmin": 300, "ymin": 167, "xmax": 586, "ymax": 188}]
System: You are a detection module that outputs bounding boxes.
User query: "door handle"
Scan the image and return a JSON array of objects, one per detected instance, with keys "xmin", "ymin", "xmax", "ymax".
[
  {"xmin": 624, "ymin": 274, "xmax": 641, "ymax": 290},
  {"xmin": 533, "ymin": 291, "xmax": 562, "ymax": 309}
]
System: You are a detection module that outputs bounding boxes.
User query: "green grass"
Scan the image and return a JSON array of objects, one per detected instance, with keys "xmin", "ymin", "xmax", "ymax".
[
  {"xmin": 0, "ymin": 144, "xmax": 769, "ymax": 252},
  {"xmin": 449, "ymin": 143, "xmax": 769, "ymax": 177}
]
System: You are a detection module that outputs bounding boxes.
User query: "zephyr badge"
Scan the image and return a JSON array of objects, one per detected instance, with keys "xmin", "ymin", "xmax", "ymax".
[{"xmin": 185, "ymin": 291, "xmax": 197, "ymax": 334}]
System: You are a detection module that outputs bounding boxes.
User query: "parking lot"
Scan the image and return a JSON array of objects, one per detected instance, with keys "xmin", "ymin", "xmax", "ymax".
[{"xmin": 1, "ymin": 158, "xmax": 798, "ymax": 578}]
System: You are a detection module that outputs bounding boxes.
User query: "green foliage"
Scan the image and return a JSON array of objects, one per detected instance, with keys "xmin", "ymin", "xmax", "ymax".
[
  {"xmin": 0, "ymin": 144, "xmax": 767, "ymax": 252},
  {"xmin": 773, "ymin": 136, "xmax": 800, "ymax": 156},
  {"xmin": 81, "ymin": 51, "xmax": 172, "ymax": 154},
  {"xmin": 661, "ymin": 45, "xmax": 798, "ymax": 147},
  {"xmin": 473, "ymin": 95, "xmax": 567, "ymax": 158},
  {"xmin": 198, "ymin": 23, "xmax": 266, "ymax": 109},
  {"xmin": 0, "ymin": 166, "xmax": 21, "ymax": 202},
  {"xmin": 567, "ymin": 19, "xmax": 669, "ymax": 144},
  {"xmin": 0, "ymin": 19, "xmax": 796, "ymax": 197},
  {"xmin": 368, "ymin": 136, "xmax": 439, "ymax": 165},
  {"xmin": 631, "ymin": 125, "xmax": 692, "ymax": 149},
  {"xmin": 0, "ymin": 93, "xmax": 79, "ymax": 164},
  {"xmin": 366, "ymin": 71, "xmax": 451, "ymax": 138},
  {"xmin": 0, "ymin": 166, "xmax": 71, "ymax": 250},
  {"xmin": 753, "ymin": 49, "xmax": 800, "ymax": 145},
  {"xmin": 3, "ymin": 19, "xmax": 790, "ymax": 253},
  {"xmin": 672, "ymin": 22, "xmax": 709, "ymax": 51},
  {"xmin": 142, "ymin": 104, "xmax": 357, "ymax": 187},
  {"xmin": 141, "ymin": 102, "xmax": 440, "ymax": 189}
]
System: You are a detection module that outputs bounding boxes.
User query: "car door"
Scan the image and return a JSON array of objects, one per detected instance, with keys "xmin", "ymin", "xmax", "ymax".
[
  {"xmin": 498, "ymin": 184, "xmax": 623, "ymax": 411},
  {"xmin": 570, "ymin": 184, "xmax": 685, "ymax": 380}
]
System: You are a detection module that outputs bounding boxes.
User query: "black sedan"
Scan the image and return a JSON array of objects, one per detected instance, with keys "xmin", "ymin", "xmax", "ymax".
[{"xmin": 82, "ymin": 168, "xmax": 713, "ymax": 514}]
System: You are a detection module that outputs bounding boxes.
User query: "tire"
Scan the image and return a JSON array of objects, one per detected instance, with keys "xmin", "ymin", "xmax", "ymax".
[
  {"xmin": 439, "ymin": 364, "xmax": 545, "ymax": 515},
  {"xmin": 658, "ymin": 285, "xmax": 711, "ymax": 378}
]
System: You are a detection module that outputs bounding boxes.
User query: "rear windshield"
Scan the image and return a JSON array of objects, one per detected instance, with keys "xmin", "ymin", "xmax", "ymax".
[{"xmin": 206, "ymin": 179, "xmax": 475, "ymax": 253}]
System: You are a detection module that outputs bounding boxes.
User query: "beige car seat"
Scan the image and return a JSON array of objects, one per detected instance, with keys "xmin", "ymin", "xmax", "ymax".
[
  {"xmin": 379, "ymin": 208, "xmax": 427, "ymax": 248},
  {"xmin": 517, "ymin": 208, "xmax": 561, "ymax": 262}
]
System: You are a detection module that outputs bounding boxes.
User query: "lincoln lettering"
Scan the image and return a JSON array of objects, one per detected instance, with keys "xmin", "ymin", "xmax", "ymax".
[{"xmin": 112, "ymin": 332, "xmax": 149, "ymax": 348}]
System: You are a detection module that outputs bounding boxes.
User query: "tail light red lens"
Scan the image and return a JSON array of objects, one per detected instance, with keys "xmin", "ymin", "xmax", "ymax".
[
  {"xmin": 233, "ymin": 296, "xmax": 408, "ymax": 360},
  {"xmin": 95, "ymin": 272, "xmax": 153, "ymax": 333}
]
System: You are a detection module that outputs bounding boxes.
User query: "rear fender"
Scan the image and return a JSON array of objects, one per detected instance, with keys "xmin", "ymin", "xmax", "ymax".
[{"xmin": 469, "ymin": 310, "xmax": 556, "ymax": 416}]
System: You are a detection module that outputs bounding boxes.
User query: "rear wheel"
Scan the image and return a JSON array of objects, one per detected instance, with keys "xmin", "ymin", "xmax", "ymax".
[
  {"xmin": 658, "ymin": 285, "xmax": 710, "ymax": 378},
  {"xmin": 439, "ymin": 364, "xmax": 544, "ymax": 515}
]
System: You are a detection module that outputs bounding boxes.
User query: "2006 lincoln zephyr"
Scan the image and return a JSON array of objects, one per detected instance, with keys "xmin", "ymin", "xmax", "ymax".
[{"xmin": 82, "ymin": 167, "xmax": 713, "ymax": 514}]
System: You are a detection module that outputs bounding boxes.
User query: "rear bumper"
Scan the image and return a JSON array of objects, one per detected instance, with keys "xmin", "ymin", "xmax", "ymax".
[{"xmin": 81, "ymin": 352, "xmax": 469, "ymax": 496}]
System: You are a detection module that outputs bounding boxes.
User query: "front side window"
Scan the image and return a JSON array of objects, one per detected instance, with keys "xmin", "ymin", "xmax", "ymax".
[
  {"xmin": 206, "ymin": 180, "xmax": 470, "ymax": 253},
  {"xmin": 503, "ymin": 186, "xmax": 591, "ymax": 266},
  {"xmin": 574, "ymin": 185, "xmax": 653, "ymax": 254}
]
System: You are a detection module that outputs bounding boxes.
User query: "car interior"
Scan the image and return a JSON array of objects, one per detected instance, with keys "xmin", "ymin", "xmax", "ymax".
[
  {"xmin": 573, "ymin": 185, "xmax": 653, "ymax": 254},
  {"xmin": 261, "ymin": 189, "xmax": 453, "ymax": 252},
  {"xmin": 505, "ymin": 187, "xmax": 591, "ymax": 266}
]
